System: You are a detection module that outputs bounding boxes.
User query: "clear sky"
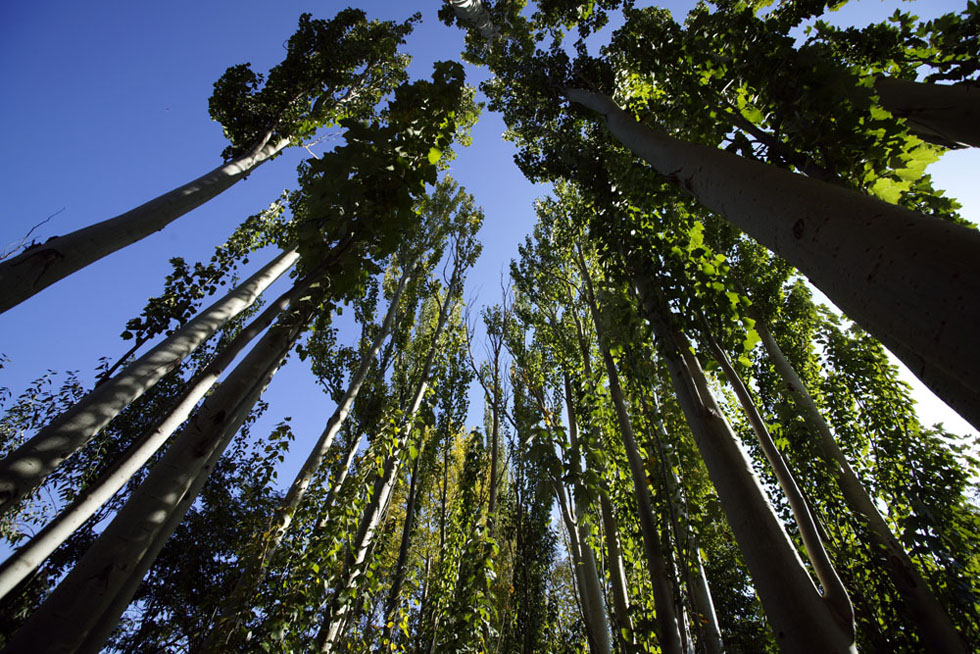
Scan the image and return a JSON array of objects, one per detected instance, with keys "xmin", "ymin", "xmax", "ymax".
[{"xmin": 0, "ymin": 0, "xmax": 975, "ymax": 492}]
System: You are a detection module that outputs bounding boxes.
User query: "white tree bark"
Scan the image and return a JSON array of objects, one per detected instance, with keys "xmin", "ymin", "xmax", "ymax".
[
  {"xmin": 566, "ymin": 88, "xmax": 980, "ymax": 433},
  {"xmin": 634, "ymin": 274, "xmax": 856, "ymax": 653},
  {"xmin": 0, "ymin": 247, "xmax": 298, "ymax": 516},
  {"xmin": 0, "ymin": 269, "xmax": 300, "ymax": 602},
  {"xmin": 449, "ymin": 0, "xmax": 499, "ymax": 38},
  {"xmin": 202, "ymin": 261, "xmax": 416, "ymax": 652},
  {"xmin": 756, "ymin": 319, "xmax": 969, "ymax": 653},
  {"xmin": 874, "ymin": 77, "xmax": 980, "ymax": 149},
  {"xmin": 0, "ymin": 136, "xmax": 289, "ymax": 313},
  {"xmin": 316, "ymin": 275, "xmax": 462, "ymax": 654},
  {"xmin": 2, "ymin": 304, "xmax": 304, "ymax": 654},
  {"xmin": 699, "ymin": 324, "xmax": 853, "ymax": 627}
]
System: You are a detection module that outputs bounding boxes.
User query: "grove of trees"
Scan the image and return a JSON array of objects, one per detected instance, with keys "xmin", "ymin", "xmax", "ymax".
[{"xmin": 0, "ymin": 1, "xmax": 978, "ymax": 652}]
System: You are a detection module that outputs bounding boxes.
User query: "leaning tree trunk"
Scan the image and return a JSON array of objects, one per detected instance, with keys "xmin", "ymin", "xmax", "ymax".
[
  {"xmin": 2, "ymin": 298, "xmax": 307, "ymax": 654},
  {"xmin": 874, "ymin": 77, "xmax": 980, "ymax": 149},
  {"xmin": 633, "ymin": 273, "xmax": 856, "ymax": 653},
  {"xmin": 0, "ymin": 134, "xmax": 289, "ymax": 314},
  {"xmin": 598, "ymin": 492, "xmax": 637, "ymax": 650},
  {"xmin": 565, "ymin": 87, "xmax": 980, "ymax": 433},
  {"xmin": 756, "ymin": 318, "xmax": 969, "ymax": 653},
  {"xmin": 0, "ymin": 247, "xmax": 299, "ymax": 517},
  {"xmin": 0, "ymin": 265, "xmax": 306, "ymax": 601},
  {"xmin": 575, "ymin": 247, "xmax": 685, "ymax": 654},
  {"xmin": 699, "ymin": 319, "xmax": 853, "ymax": 629},
  {"xmin": 200, "ymin": 260, "xmax": 416, "ymax": 652},
  {"xmin": 75, "ymin": 377, "xmax": 269, "ymax": 654}
]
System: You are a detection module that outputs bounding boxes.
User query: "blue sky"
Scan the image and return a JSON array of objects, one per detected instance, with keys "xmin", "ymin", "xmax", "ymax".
[{"xmin": 0, "ymin": 0, "xmax": 975, "ymax": 491}]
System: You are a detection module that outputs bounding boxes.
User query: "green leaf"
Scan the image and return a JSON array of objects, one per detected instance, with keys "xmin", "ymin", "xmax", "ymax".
[{"xmin": 427, "ymin": 147, "xmax": 442, "ymax": 165}]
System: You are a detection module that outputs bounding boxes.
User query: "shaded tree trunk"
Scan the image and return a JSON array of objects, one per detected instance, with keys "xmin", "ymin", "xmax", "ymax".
[
  {"xmin": 575, "ymin": 247, "xmax": 684, "ymax": 654},
  {"xmin": 566, "ymin": 87, "xmax": 980, "ymax": 433},
  {"xmin": 756, "ymin": 318, "xmax": 968, "ymax": 653},
  {"xmin": 0, "ymin": 248, "xmax": 299, "ymax": 517},
  {"xmin": 2, "ymin": 298, "xmax": 306, "ymax": 654},
  {"xmin": 0, "ymin": 135, "xmax": 289, "ymax": 314},
  {"xmin": 633, "ymin": 272, "xmax": 855, "ymax": 653},
  {"xmin": 200, "ymin": 260, "xmax": 416, "ymax": 652},
  {"xmin": 874, "ymin": 77, "xmax": 980, "ymax": 149}
]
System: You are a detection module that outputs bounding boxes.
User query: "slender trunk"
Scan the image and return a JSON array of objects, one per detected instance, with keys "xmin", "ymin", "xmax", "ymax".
[
  {"xmin": 699, "ymin": 320, "xmax": 853, "ymax": 627},
  {"xmin": 77, "ymin": 377, "xmax": 269, "ymax": 654},
  {"xmin": 874, "ymin": 77, "xmax": 980, "ymax": 149},
  {"xmin": 633, "ymin": 273, "xmax": 855, "ymax": 653},
  {"xmin": 756, "ymin": 318, "xmax": 969, "ymax": 653},
  {"xmin": 487, "ymin": 371, "xmax": 501, "ymax": 532},
  {"xmin": 566, "ymin": 87, "xmax": 980, "ymax": 432},
  {"xmin": 316, "ymin": 277, "xmax": 461, "ymax": 654},
  {"xmin": 575, "ymin": 247, "xmax": 684, "ymax": 654},
  {"xmin": 448, "ymin": 0, "xmax": 499, "ymax": 38},
  {"xmin": 383, "ymin": 448, "xmax": 423, "ymax": 638},
  {"xmin": 2, "ymin": 302, "xmax": 304, "ymax": 654},
  {"xmin": 598, "ymin": 493, "xmax": 636, "ymax": 649},
  {"xmin": 552, "ymin": 478, "xmax": 610, "ymax": 654},
  {"xmin": 0, "ymin": 135, "xmax": 289, "ymax": 313},
  {"xmin": 200, "ymin": 261, "xmax": 416, "ymax": 652},
  {"xmin": 0, "ymin": 267, "xmax": 302, "ymax": 601},
  {"xmin": 649, "ymin": 391, "xmax": 725, "ymax": 654},
  {"xmin": 0, "ymin": 247, "xmax": 299, "ymax": 515},
  {"xmin": 691, "ymin": 548, "xmax": 724, "ymax": 654}
]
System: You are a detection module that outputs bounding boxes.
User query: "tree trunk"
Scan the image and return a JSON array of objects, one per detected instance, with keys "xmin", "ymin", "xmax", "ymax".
[
  {"xmin": 633, "ymin": 273, "xmax": 855, "ymax": 653},
  {"xmin": 874, "ymin": 77, "xmax": 980, "ymax": 149},
  {"xmin": 0, "ymin": 266, "xmax": 302, "ymax": 601},
  {"xmin": 756, "ymin": 318, "xmax": 969, "ymax": 653},
  {"xmin": 552, "ymin": 478, "xmax": 611, "ymax": 654},
  {"xmin": 382, "ymin": 447, "xmax": 423, "ymax": 639},
  {"xmin": 316, "ymin": 276, "xmax": 461, "ymax": 654},
  {"xmin": 0, "ymin": 247, "xmax": 299, "ymax": 517},
  {"xmin": 699, "ymin": 320, "xmax": 853, "ymax": 628},
  {"xmin": 598, "ymin": 492, "xmax": 636, "ymax": 650},
  {"xmin": 199, "ymin": 260, "xmax": 416, "ymax": 652},
  {"xmin": 576, "ymin": 247, "xmax": 685, "ymax": 654},
  {"xmin": 0, "ymin": 135, "xmax": 289, "ymax": 313},
  {"xmin": 2, "ymin": 301, "xmax": 304, "ymax": 654},
  {"xmin": 565, "ymin": 87, "xmax": 980, "ymax": 433}
]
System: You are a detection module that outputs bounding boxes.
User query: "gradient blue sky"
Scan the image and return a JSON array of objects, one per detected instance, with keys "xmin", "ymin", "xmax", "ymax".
[{"xmin": 0, "ymin": 0, "xmax": 975, "ymax": 487}]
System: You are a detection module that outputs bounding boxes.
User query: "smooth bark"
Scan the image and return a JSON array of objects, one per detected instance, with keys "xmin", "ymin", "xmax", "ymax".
[
  {"xmin": 634, "ymin": 274, "xmax": 855, "ymax": 653},
  {"xmin": 598, "ymin": 492, "xmax": 636, "ymax": 649},
  {"xmin": 756, "ymin": 318, "xmax": 969, "ymax": 653},
  {"xmin": 0, "ymin": 269, "xmax": 301, "ymax": 601},
  {"xmin": 2, "ymin": 302, "xmax": 304, "ymax": 654},
  {"xmin": 0, "ymin": 248, "xmax": 299, "ymax": 516},
  {"xmin": 316, "ymin": 275, "xmax": 461, "ymax": 654},
  {"xmin": 700, "ymin": 321, "xmax": 853, "ymax": 626},
  {"xmin": 874, "ymin": 77, "xmax": 980, "ymax": 149},
  {"xmin": 200, "ymin": 261, "xmax": 415, "ymax": 652},
  {"xmin": 566, "ymin": 87, "xmax": 980, "ymax": 433},
  {"xmin": 576, "ymin": 248, "xmax": 685, "ymax": 654},
  {"xmin": 0, "ymin": 136, "xmax": 289, "ymax": 313}
]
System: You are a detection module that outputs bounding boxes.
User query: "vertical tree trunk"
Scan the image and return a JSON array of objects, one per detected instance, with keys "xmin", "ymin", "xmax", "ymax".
[
  {"xmin": 565, "ymin": 87, "xmax": 980, "ymax": 433},
  {"xmin": 874, "ymin": 77, "xmax": 980, "ymax": 149},
  {"xmin": 316, "ymin": 275, "xmax": 461, "ymax": 654},
  {"xmin": 0, "ymin": 135, "xmax": 289, "ymax": 313},
  {"xmin": 633, "ymin": 272, "xmax": 855, "ymax": 653},
  {"xmin": 0, "ymin": 267, "xmax": 303, "ymax": 601},
  {"xmin": 200, "ymin": 260, "xmax": 416, "ymax": 652},
  {"xmin": 382, "ymin": 444, "xmax": 424, "ymax": 640},
  {"xmin": 576, "ymin": 247, "xmax": 685, "ymax": 654},
  {"xmin": 699, "ymin": 320, "xmax": 853, "ymax": 628},
  {"xmin": 2, "ymin": 300, "xmax": 306, "ymax": 654},
  {"xmin": 756, "ymin": 318, "xmax": 969, "ymax": 653},
  {"xmin": 598, "ymin": 492, "xmax": 636, "ymax": 650},
  {"xmin": 0, "ymin": 247, "xmax": 299, "ymax": 516}
]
